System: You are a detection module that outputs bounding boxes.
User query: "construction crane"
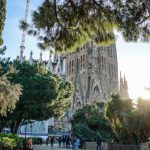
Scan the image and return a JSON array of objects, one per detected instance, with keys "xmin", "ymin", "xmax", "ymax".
[{"xmin": 19, "ymin": 0, "xmax": 30, "ymax": 62}]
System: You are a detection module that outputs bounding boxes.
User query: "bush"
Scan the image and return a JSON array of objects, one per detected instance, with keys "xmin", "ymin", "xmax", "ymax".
[{"xmin": 0, "ymin": 133, "xmax": 20, "ymax": 150}]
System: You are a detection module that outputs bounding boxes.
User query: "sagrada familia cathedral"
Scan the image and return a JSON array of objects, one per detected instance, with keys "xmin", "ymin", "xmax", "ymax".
[
  {"xmin": 19, "ymin": 0, "xmax": 129, "ymax": 135},
  {"xmin": 18, "ymin": 41, "xmax": 129, "ymax": 134},
  {"xmin": 17, "ymin": 41, "xmax": 129, "ymax": 108}
]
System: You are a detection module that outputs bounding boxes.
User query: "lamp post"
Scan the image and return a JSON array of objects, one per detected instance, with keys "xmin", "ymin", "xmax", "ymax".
[{"xmin": 30, "ymin": 124, "xmax": 33, "ymax": 135}]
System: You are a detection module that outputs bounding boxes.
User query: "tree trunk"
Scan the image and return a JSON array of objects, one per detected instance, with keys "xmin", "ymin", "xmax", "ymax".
[{"xmin": 10, "ymin": 115, "xmax": 23, "ymax": 134}]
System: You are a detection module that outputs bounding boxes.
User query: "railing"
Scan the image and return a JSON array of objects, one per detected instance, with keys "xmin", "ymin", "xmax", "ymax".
[
  {"xmin": 84, "ymin": 142, "xmax": 150, "ymax": 150},
  {"xmin": 107, "ymin": 143, "xmax": 141, "ymax": 150}
]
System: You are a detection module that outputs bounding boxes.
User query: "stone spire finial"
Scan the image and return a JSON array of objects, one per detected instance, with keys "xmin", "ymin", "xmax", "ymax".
[
  {"xmin": 29, "ymin": 51, "xmax": 33, "ymax": 64},
  {"xmin": 119, "ymin": 72, "xmax": 129, "ymax": 99},
  {"xmin": 120, "ymin": 71, "xmax": 123, "ymax": 89},
  {"xmin": 39, "ymin": 51, "xmax": 43, "ymax": 63},
  {"xmin": 20, "ymin": 49, "xmax": 24, "ymax": 63},
  {"xmin": 47, "ymin": 51, "xmax": 52, "ymax": 72},
  {"xmin": 55, "ymin": 54, "xmax": 61, "ymax": 73},
  {"xmin": 124, "ymin": 74, "xmax": 128, "ymax": 90}
]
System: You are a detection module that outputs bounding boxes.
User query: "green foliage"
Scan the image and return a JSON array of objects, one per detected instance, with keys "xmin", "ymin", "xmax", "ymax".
[
  {"xmin": 0, "ymin": 133, "xmax": 20, "ymax": 150},
  {"xmin": 105, "ymin": 94, "xmax": 150, "ymax": 144},
  {"xmin": 1, "ymin": 61, "xmax": 73, "ymax": 133},
  {"xmin": 73, "ymin": 123, "xmax": 96, "ymax": 141},
  {"xmin": 72, "ymin": 104, "xmax": 114, "ymax": 141},
  {"xmin": 0, "ymin": 0, "xmax": 6, "ymax": 46},
  {"xmin": 30, "ymin": 0, "xmax": 150, "ymax": 53},
  {"xmin": 0, "ymin": 61, "xmax": 21, "ymax": 116},
  {"xmin": 19, "ymin": 20, "xmax": 29, "ymax": 31}
]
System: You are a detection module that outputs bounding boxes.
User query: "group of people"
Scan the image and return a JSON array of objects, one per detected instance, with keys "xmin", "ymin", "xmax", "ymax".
[
  {"xmin": 24, "ymin": 133, "xmax": 101, "ymax": 150},
  {"xmin": 45, "ymin": 135, "xmax": 80, "ymax": 150}
]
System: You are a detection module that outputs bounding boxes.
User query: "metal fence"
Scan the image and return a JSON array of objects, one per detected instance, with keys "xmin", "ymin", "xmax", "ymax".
[
  {"xmin": 84, "ymin": 142, "xmax": 150, "ymax": 150},
  {"xmin": 107, "ymin": 143, "xmax": 141, "ymax": 150}
]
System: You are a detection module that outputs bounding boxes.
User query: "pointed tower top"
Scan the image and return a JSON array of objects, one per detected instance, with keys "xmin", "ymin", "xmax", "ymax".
[
  {"xmin": 39, "ymin": 51, "xmax": 43, "ymax": 63},
  {"xmin": 29, "ymin": 51, "xmax": 33, "ymax": 64},
  {"xmin": 47, "ymin": 51, "xmax": 52, "ymax": 72},
  {"xmin": 120, "ymin": 71, "xmax": 122, "ymax": 79},
  {"xmin": 124, "ymin": 74, "xmax": 126, "ymax": 82},
  {"xmin": 20, "ymin": 49, "xmax": 24, "ymax": 63}
]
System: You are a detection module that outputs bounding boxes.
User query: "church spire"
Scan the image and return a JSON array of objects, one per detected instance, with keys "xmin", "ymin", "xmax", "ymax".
[
  {"xmin": 29, "ymin": 51, "xmax": 33, "ymax": 64},
  {"xmin": 19, "ymin": 0, "xmax": 30, "ymax": 63},
  {"xmin": 47, "ymin": 51, "xmax": 52, "ymax": 72},
  {"xmin": 120, "ymin": 72, "xmax": 123, "ymax": 90},
  {"xmin": 39, "ymin": 51, "xmax": 43, "ymax": 63},
  {"xmin": 20, "ymin": 49, "xmax": 24, "ymax": 63},
  {"xmin": 119, "ymin": 72, "xmax": 129, "ymax": 99}
]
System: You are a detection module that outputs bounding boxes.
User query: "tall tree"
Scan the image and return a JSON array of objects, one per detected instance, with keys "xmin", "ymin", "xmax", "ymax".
[
  {"xmin": 71, "ymin": 104, "xmax": 115, "ymax": 141},
  {"xmin": 0, "ymin": 60, "xmax": 21, "ymax": 117},
  {"xmin": 0, "ymin": 61, "xmax": 73, "ymax": 133},
  {"xmin": 0, "ymin": 0, "xmax": 21, "ymax": 118},
  {"xmin": 0, "ymin": 0, "xmax": 6, "ymax": 46},
  {"xmin": 27, "ymin": 0, "xmax": 150, "ymax": 53}
]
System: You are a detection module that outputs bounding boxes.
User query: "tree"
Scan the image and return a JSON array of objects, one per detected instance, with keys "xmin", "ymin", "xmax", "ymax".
[
  {"xmin": 0, "ymin": 61, "xmax": 73, "ymax": 133},
  {"xmin": 105, "ymin": 94, "xmax": 134, "ymax": 143},
  {"xmin": 0, "ymin": 60, "xmax": 21, "ymax": 117},
  {"xmin": 105, "ymin": 94, "xmax": 150, "ymax": 144},
  {"xmin": 0, "ymin": 0, "xmax": 22, "ymax": 118},
  {"xmin": 71, "ymin": 104, "xmax": 115, "ymax": 141},
  {"xmin": 27, "ymin": 0, "xmax": 150, "ymax": 53},
  {"xmin": 0, "ymin": 0, "xmax": 6, "ymax": 46}
]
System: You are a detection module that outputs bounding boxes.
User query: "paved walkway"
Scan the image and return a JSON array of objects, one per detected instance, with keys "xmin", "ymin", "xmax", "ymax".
[{"xmin": 34, "ymin": 144, "xmax": 74, "ymax": 150}]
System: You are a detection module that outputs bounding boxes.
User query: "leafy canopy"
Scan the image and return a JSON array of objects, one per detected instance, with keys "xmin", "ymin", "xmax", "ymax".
[
  {"xmin": 71, "ymin": 104, "xmax": 114, "ymax": 141},
  {"xmin": 0, "ymin": 61, "xmax": 73, "ymax": 133},
  {"xmin": 27, "ymin": 0, "xmax": 150, "ymax": 53},
  {"xmin": 0, "ymin": 60, "xmax": 21, "ymax": 116}
]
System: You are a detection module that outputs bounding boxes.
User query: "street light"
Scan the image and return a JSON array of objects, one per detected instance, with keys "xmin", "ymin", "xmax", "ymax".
[{"xmin": 30, "ymin": 124, "xmax": 33, "ymax": 135}]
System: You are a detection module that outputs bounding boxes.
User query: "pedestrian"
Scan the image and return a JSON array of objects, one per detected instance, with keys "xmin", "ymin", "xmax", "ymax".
[
  {"xmin": 66, "ymin": 136, "xmax": 71, "ymax": 148},
  {"xmin": 96, "ymin": 133, "xmax": 102, "ymax": 150},
  {"xmin": 62, "ymin": 136, "xmax": 66, "ymax": 147},
  {"xmin": 46, "ymin": 137, "xmax": 49, "ymax": 146},
  {"xmin": 26, "ymin": 139, "xmax": 35, "ymax": 150},
  {"xmin": 50, "ymin": 137, "xmax": 54, "ymax": 148},
  {"xmin": 58, "ymin": 136, "xmax": 62, "ymax": 148},
  {"xmin": 74, "ymin": 137, "xmax": 80, "ymax": 150}
]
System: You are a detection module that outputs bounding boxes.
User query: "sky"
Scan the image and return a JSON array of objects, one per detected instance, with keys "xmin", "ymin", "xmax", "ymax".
[{"xmin": 2, "ymin": 0, "xmax": 150, "ymax": 100}]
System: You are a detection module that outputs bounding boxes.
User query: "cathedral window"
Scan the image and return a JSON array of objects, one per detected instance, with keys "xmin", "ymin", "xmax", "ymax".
[
  {"xmin": 72, "ymin": 60, "xmax": 74, "ymax": 74},
  {"xmin": 81, "ymin": 56, "xmax": 83, "ymax": 70},
  {"xmin": 69, "ymin": 61, "xmax": 71, "ymax": 75},
  {"xmin": 107, "ymin": 47, "xmax": 111, "ymax": 57},
  {"xmin": 67, "ymin": 62, "xmax": 68, "ymax": 75},
  {"xmin": 61, "ymin": 60, "xmax": 63, "ymax": 72},
  {"xmin": 101, "ymin": 56, "xmax": 104, "ymax": 70},
  {"xmin": 104, "ymin": 58, "xmax": 106, "ymax": 70},
  {"xmin": 108, "ymin": 63, "xmax": 111, "ymax": 75},
  {"xmin": 77, "ymin": 58, "xmax": 80, "ymax": 71},
  {"xmin": 111, "ymin": 64, "xmax": 113, "ymax": 76},
  {"xmin": 83, "ymin": 55, "xmax": 85, "ymax": 69},
  {"xmin": 110, "ymin": 49, "xmax": 113, "ymax": 57}
]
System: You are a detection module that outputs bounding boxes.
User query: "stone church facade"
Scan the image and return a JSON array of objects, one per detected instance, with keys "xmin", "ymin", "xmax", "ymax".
[
  {"xmin": 17, "ymin": 41, "xmax": 129, "ymax": 134},
  {"xmin": 66, "ymin": 41, "xmax": 118, "ymax": 110}
]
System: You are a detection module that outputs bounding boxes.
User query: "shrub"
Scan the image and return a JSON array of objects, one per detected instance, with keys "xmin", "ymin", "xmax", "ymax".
[{"xmin": 0, "ymin": 133, "xmax": 20, "ymax": 150}]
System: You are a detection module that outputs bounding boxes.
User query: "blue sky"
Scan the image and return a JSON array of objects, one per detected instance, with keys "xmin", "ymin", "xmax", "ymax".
[{"xmin": 2, "ymin": 0, "xmax": 150, "ymax": 99}]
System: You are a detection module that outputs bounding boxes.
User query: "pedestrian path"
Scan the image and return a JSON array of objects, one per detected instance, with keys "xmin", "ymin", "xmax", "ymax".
[{"xmin": 34, "ymin": 144, "xmax": 73, "ymax": 150}]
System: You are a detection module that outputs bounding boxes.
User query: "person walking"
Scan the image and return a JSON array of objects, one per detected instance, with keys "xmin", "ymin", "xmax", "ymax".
[
  {"xmin": 58, "ymin": 136, "xmax": 62, "ymax": 148},
  {"xmin": 46, "ymin": 137, "xmax": 49, "ymax": 147},
  {"xmin": 96, "ymin": 133, "xmax": 102, "ymax": 150},
  {"xmin": 66, "ymin": 136, "xmax": 71, "ymax": 148},
  {"xmin": 74, "ymin": 138, "xmax": 80, "ymax": 150},
  {"xmin": 62, "ymin": 136, "xmax": 66, "ymax": 148},
  {"xmin": 50, "ymin": 137, "xmax": 54, "ymax": 148}
]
